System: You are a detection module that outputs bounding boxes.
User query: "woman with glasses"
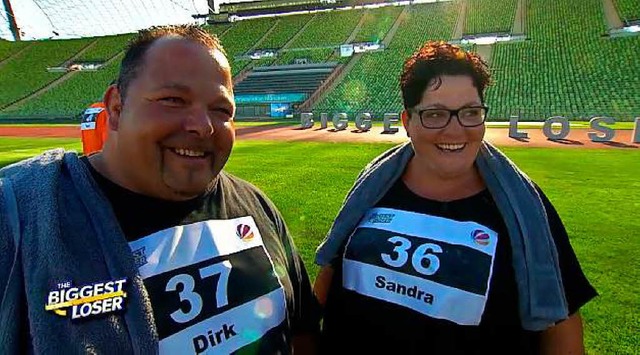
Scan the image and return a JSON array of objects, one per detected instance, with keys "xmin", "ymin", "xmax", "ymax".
[{"xmin": 313, "ymin": 41, "xmax": 596, "ymax": 354}]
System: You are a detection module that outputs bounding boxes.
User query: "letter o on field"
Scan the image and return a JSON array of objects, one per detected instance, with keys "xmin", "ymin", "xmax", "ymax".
[{"xmin": 543, "ymin": 116, "xmax": 570, "ymax": 140}]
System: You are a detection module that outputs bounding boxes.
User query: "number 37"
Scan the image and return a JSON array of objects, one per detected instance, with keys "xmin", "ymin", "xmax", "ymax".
[
  {"xmin": 165, "ymin": 261, "xmax": 232, "ymax": 324},
  {"xmin": 381, "ymin": 236, "xmax": 442, "ymax": 275}
]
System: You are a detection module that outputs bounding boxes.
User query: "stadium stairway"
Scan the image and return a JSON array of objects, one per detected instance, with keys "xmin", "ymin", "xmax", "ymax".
[
  {"xmin": 234, "ymin": 8, "xmax": 373, "ymax": 113},
  {"xmin": 297, "ymin": 61, "xmax": 347, "ymax": 112},
  {"xmin": 233, "ymin": 13, "xmax": 318, "ymax": 83},
  {"xmin": 300, "ymin": 5, "xmax": 407, "ymax": 112},
  {"xmin": 475, "ymin": 44, "xmax": 493, "ymax": 65},
  {"xmin": 0, "ymin": 42, "xmax": 34, "ymax": 70},
  {"xmin": 231, "ymin": 19, "xmax": 280, "ymax": 86},
  {"xmin": 280, "ymin": 13, "xmax": 318, "ymax": 50},
  {"xmin": 603, "ymin": 0, "xmax": 625, "ymax": 30},
  {"xmin": 452, "ymin": 0, "xmax": 467, "ymax": 39},
  {"xmin": 382, "ymin": 5, "xmax": 408, "ymax": 47},
  {"xmin": 247, "ymin": 19, "xmax": 280, "ymax": 54},
  {"xmin": 512, "ymin": 0, "xmax": 526, "ymax": 35},
  {"xmin": 345, "ymin": 9, "xmax": 369, "ymax": 43}
]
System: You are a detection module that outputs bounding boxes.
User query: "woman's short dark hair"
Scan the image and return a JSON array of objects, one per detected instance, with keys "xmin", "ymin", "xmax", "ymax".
[
  {"xmin": 117, "ymin": 24, "xmax": 224, "ymax": 101},
  {"xmin": 400, "ymin": 41, "xmax": 492, "ymax": 110}
]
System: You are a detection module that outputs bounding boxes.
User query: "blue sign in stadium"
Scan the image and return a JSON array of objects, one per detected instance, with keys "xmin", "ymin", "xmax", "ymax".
[
  {"xmin": 235, "ymin": 93, "xmax": 307, "ymax": 104},
  {"xmin": 270, "ymin": 103, "xmax": 291, "ymax": 118}
]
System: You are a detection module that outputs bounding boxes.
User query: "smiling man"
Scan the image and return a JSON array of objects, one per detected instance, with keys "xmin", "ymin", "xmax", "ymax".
[{"xmin": 0, "ymin": 25, "xmax": 319, "ymax": 354}]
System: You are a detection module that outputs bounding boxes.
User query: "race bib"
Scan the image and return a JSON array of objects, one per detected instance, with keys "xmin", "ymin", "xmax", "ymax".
[
  {"xmin": 128, "ymin": 217, "xmax": 287, "ymax": 354},
  {"xmin": 80, "ymin": 107, "xmax": 104, "ymax": 130},
  {"xmin": 343, "ymin": 208, "xmax": 498, "ymax": 326}
]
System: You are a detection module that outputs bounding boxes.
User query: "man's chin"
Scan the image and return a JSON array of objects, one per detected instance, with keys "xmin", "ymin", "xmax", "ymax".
[
  {"xmin": 166, "ymin": 187, "xmax": 204, "ymax": 200},
  {"xmin": 162, "ymin": 177, "xmax": 214, "ymax": 200}
]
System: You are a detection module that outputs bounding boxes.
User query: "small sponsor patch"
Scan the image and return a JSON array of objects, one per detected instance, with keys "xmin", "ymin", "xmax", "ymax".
[
  {"xmin": 368, "ymin": 213, "xmax": 395, "ymax": 224},
  {"xmin": 471, "ymin": 229, "xmax": 490, "ymax": 246},
  {"xmin": 132, "ymin": 247, "xmax": 148, "ymax": 268},
  {"xmin": 236, "ymin": 224, "xmax": 254, "ymax": 241}
]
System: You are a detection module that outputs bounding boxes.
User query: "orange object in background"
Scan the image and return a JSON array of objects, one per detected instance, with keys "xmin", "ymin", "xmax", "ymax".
[{"xmin": 80, "ymin": 102, "xmax": 109, "ymax": 156}]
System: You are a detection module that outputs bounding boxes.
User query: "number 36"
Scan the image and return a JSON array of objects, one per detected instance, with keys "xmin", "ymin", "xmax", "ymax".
[{"xmin": 381, "ymin": 236, "xmax": 442, "ymax": 275}]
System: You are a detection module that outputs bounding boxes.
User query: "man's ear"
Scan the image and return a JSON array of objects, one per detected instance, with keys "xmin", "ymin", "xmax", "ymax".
[
  {"xmin": 104, "ymin": 85, "xmax": 122, "ymax": 131},
  {"xmin": 401, "ymin": 110, "xmax": 411, "ymax": 138}
]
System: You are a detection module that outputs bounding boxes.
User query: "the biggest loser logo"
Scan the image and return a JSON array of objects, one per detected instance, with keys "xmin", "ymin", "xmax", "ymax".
[
  {"xmin": 236, "ymin": 224, "xmax": 255, "ymax": 241},
  {"xmin": 45, "ymin": 278, "xmax": 127, "ymax": 320},
  {"xmin": 471, "ymin": 229, "xmax": 490, "ymax": 246}
]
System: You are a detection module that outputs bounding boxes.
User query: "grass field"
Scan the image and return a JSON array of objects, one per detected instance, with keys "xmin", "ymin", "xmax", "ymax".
[{"xmin": 1, "ymin": 137, "xmax": 638, "ymax": 353}]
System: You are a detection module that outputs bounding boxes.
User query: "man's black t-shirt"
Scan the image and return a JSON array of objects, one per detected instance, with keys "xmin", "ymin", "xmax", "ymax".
[
  {"xmin": 83, "ymin": 157, "xmax": 207, "ymax": 242},
  {"xmin": 82, "ymin": 157, "xmax": 320, "ymax": 353},
  {"xmin": 321, "ymin": 178, "xmax": 597, "ymax": 354}
]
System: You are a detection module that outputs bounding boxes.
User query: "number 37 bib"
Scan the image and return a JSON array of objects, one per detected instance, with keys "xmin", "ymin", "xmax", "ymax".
[
  {"xmin": 343, "ymin": 208, "xmax": 498, "ymax": 326},
  {"xmin": 128, "ymin": 217, "xmax": 287, "ymax": 354}
]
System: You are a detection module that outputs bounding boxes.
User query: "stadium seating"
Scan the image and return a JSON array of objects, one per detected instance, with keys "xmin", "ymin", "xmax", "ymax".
[
  {"xmin": 464, "ymin": 0, "xmax": 517, "ymax": 35},
  {"xmin": 2, "ymin": 61, "xmax": 122, "ymax": 119},
  {"xmin": 259, "ymin": 14, "xmax": 313, "ymax": 49},
  {"xmin": 205, "ymin": 23, "xmax": 234, "ymax": 36},
  {"xmin": 352, "ymin": 6, "xmax": 403, "ymax": 44},
  {"xmin": 250, "ymin": 10, "xmax": 364, "ymax": 68},
  {"xmin": 218, "ymin": 17, "xmax": 277, "ymax": 75},
  {"xmin": 287, "ymin": 9, "xmax": 364, "ymax": 48},
  {"xmin": 314, "ymin": 2, "xmax": 460, "ymax": 116},
  {"xmin": 0, "ymin": 0, "xmax": 638, "ymax": 121},
  {"xmin": 342, "ymin": 0, "xmax": 389, "ymax": 6},
  {"xmin": 0, "ymin": 39, "xmax": 29, "ymax": 62},
  {"xmin": 273, "ymin": 48, "xmax": 337, "ymax": 65},
  {"xmin": 2, "ymin": 34, "xmax": 134, "ymax": 118},
  {"xmin": 236, "ymin": 63, "xmax": 337, "ymax": 95},
  {"xmin": 487, "ymin": 0, "xmax": 640, "ymax": 120},
  {"xmin": 614, "ymin": 0, "xmax": 640, "ymax": 24},
  {"xmin": 0, "ymin": 38, "xmax": 93, "ymax": 111}
]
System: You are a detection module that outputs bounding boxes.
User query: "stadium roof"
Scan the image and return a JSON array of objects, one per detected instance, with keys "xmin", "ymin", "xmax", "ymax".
[{"xmin": 0, "ymin": 0, "xmax": 214, "ymax": 41}]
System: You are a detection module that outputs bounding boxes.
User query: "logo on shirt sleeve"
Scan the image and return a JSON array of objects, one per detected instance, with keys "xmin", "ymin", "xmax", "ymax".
[{"xmin": 45, "ymin": 278, "xmax": 127, "ymax": 320}]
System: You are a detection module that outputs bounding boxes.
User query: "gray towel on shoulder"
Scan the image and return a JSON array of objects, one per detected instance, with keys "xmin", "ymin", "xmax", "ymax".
[
  {"xmin": 0, "ymin": 149, "xmax": 158, "ymax": 354},
  {"xmin": 315, "ymin": 141, "xmax": 568, "ymax": 331}
]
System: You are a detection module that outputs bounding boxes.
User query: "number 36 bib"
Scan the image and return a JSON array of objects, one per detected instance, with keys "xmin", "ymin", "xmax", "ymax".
[
  {"xmin": 128, "ymin": 217, "xmax": 287, "ymax": 354},
  {"xmin": 343, "ymin": 208, "xmax": 498, "ymax": 326}
]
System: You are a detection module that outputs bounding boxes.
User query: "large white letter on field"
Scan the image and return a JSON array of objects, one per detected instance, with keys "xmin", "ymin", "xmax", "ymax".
[
  {"xmin": 300, "ymin": 112, "xmax": 314, "ymax": 129},
  {"xmin": 588, "ymin": 117, "xmax": 615, "ymax": 142},
  {"xmin": 320, "ymin": 113, "xmax": 329, "ymax": 129},
  {"xmin": 355, "ymin": 113, "xmax": 372, "ymax": 132},
  {"xmin": 333, "ymin": 113, "xmax": 349, "ymax": 131},
  {"xmin": 509, "ymin": 115, "xmax": 528, "ymax": 139},
  {"xmin": 542, "ymin": 116, "xmax": 570, "ymax": 140},
  {"xmin": 383, "ymin": 113, "xmax": 399, "ymax": 133}
]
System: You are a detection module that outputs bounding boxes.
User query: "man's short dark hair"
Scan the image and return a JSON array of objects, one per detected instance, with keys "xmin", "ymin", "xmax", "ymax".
[
  {"xmin": 117, "ymin": 24, "xmax": 225, "ymax": 101},
  {"xmin": 400, "ymin": 41, "xmax": 492, "ymax": 110}
]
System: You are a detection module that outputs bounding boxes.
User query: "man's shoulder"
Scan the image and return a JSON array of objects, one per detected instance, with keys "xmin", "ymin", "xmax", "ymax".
[
  {"xmin": 218, "ymin": 171, "xmax": 267, "ymax": 198},
  {"xmin": 217, "ymin": 171, "xmax": 282, "ymax": 222},
  {"xmin": 0, "ymin": 149, "xmax": 75, "ymax": 179}
]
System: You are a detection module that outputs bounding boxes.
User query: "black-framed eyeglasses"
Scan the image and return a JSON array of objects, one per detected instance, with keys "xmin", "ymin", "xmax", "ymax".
[{"xmin": 413, "ymin": 106, "xmax": 489, "ymax": 129}]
